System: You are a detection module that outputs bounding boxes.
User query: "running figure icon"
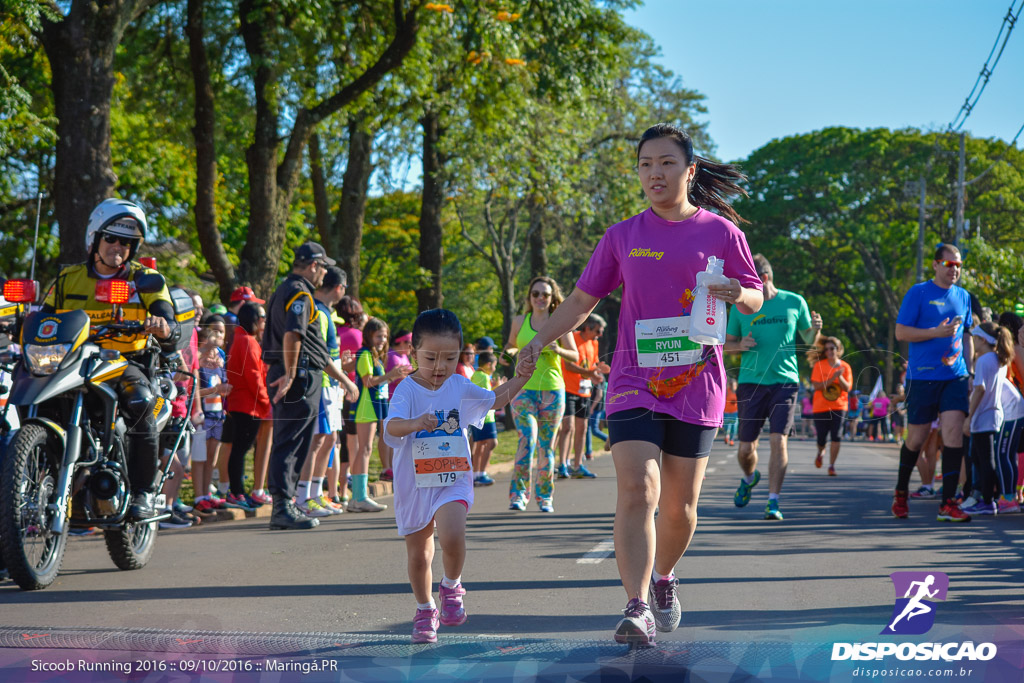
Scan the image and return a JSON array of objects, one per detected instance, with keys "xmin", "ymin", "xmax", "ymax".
[
  {"xmin": 882, "ymin": 571, "xmax": 948, "ymax": 635},
  {"xmin": 888, "ymin": 575, "xmax": 938, "ymax": 631}
]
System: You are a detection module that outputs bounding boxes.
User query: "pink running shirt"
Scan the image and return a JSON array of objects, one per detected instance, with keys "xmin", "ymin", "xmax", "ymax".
[{"xmin": 576, "ymin": 208, "xmax": 761, "ymax": 426}]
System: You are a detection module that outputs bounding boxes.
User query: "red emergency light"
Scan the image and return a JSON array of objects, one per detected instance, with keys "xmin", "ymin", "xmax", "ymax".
[
  {"xmin": 138, "ymin": 257, "xmax": 157, "ymax": 270},
  {"xmin": 95, "ymin": 279, "xmax": 132, "ymax": 305},
  {"xmin": 2, "ymin": 279, "xmax": 38, "ymax": 304}
]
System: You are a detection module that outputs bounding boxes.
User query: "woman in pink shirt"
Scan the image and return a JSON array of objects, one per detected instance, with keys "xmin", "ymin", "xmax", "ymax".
[{"xmin": 517, "ymin": 123, "xmax": 763, "ymax": 645}]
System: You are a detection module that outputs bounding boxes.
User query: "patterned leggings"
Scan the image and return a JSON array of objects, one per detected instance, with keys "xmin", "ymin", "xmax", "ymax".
[{"xmin": 509, "ymin": 389, "xmax": 565, "ymax": 503}]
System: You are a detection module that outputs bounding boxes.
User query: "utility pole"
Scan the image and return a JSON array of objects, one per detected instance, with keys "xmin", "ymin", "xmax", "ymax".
[
  {"xmin": 916, "ymin": 177, "xmax": 926, "ymax": 281},
  {"xmin": 954, "ymin": 132, "xmax": 965, "ymax": 246}
]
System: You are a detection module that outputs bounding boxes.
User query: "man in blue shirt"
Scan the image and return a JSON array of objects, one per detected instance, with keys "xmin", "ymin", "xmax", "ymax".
[{"xmin": 892, "ymin": 244, "xmax": 974, "ymax": 523}]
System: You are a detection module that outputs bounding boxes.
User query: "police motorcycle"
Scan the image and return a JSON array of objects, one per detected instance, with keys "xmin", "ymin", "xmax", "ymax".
[{"xmin": 0, "ymin": 274, "xmax": 197, "ymax": 591}]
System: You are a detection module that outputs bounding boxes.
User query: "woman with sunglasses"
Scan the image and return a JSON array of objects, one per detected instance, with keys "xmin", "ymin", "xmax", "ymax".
[
  {"xmin": 503, "ymin": 276, "xmax": 579, "ymax": 513},
  {"xmin": 515, "ymin": 124, "xmax": 762, "ymax": 645},
  {"xmin": 808, "ymin": 336, "xmax": 852, "ymax": 475}
]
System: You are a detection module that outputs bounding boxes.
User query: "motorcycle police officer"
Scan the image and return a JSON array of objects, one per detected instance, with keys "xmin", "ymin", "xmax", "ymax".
[
  {"xmin": 42, "ymin": 198, "xmax": 179, "ymax": 520},
  {"xmin": 263, "ymin": 242, "xmax": 355, "ymax": 530}
]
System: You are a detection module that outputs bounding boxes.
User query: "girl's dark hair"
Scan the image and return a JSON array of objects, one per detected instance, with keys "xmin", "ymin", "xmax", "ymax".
[
  {"xmin": 201, "ymin": 313, "xmax": 225, "ymax": 326},
  {"xmin": 637, "ymin": 123, "xmax": 748, "ymax": 225},
  {"xmin": 978, "ymin": 321, "xmax": 1015, "ymax": 367},
  {"xmin": 997, "ymin": 311, "xmax": 1023, "ymax": 342},
  {"xmin": 361, "ymin": 317, "xmax": 389, "ymax": 363},
  {"xmin": 237, "ymin": 302, "xmax": 263, "ymax": 336},
  {"xmin": 391, "ymin": 328, "xmax": 411, "ymax": 344},
  {"xmin": 337, "ymin": 296, "xmax": 366, "ymax": 329},
  {"xmin": 806, "ymin": 335, "xmax": 844, "ymax": 365},
  {"xmin": 412, "ymin": 308, "xmax": 463, "ymax": 349},
  {"xmin": 522, "ymin": 275, "xmax": 564, "ymax": 315}
]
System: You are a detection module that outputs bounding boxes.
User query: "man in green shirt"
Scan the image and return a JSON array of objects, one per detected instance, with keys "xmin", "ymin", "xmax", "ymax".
[{"xmin": 725, "ymin": 254, "xmax": 822, "ymax": 520}]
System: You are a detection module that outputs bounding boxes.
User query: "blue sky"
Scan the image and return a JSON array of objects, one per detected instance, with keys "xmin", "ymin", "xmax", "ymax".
[{"xmin": 623, "ymin": 0, "xmax": 1024, "ymax": 161}]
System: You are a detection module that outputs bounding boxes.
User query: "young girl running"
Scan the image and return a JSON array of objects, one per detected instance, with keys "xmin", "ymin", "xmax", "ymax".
[
  {"xmin": 349, "ymin": 317, "xmax": 412, "ymax": 512},
  {"xmin": 962, "ymin": 322, "xmax": 1024, "ymax": 515},
  {"xmin": 384, "ymin": 309, "xmax": 530, "ymax": 643}
]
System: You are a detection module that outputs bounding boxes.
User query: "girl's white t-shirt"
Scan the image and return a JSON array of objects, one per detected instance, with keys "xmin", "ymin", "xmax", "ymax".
[
  {"xmin": 383, "ymin": 374, "xmax": 494, "ymax": 536},
  {"xmin": 971, "ymin": 351, "xmax": 1024, "ymax": 432}
]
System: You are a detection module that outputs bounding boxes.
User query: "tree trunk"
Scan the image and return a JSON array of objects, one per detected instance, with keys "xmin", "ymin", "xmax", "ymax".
[
  {"xmin": 40, "ymin": 1, "xmax": 151, "ymax": 266},
  {"xmin": 528, "ymin": 195, "xmax": 546, "ymax": 277},
  {"xmin": 236, "ymin": 0, "xmax": 283, "ymax": 298},
  {"xmin": 332, "ymin": 117, "xmax": 374, "ymax": 299},
  {"xmin": 186, "ymin": 0, "xmax": 236, "ymax": 302},
  {"xmin": 309, "ymin": 133, "xmax": 332, "ymax": 252},
  {"xmin": 417, "ymin": 111, "xmax": 445, "ymax": 312}
]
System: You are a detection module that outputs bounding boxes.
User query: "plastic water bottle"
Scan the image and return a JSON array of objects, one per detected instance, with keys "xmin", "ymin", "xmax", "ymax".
[{"xmin": 688, "ymin": 256, "xmax": 730, "ymax": 345}]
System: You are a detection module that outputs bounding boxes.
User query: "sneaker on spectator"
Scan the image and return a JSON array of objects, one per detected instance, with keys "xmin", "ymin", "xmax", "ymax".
[
  {"xmin": 172, "ymin": 500, "xmax": 193, "ymax": 514},
  {"xmin": 317, "ymin": 494, "xmax": 344, "ymax": 515},
  {"xmin": 299, "ymin": 498, "xmax": 332, "ymax": 518},
  {"xmin": 556, "ymin": 463, "xmax": 570, "ymax": 479},
  {"xmin": 961, "ymin": 499, "xmax": 996, "ymax": 516},
  {"xmin": 193, "ymin": 498, "xmax": 218, "ymax": 515},
  {"xmin": 209, "ymin": 494, "xmax": 228, "ymax": 509},
  {"xmin": 910, "ymin": 485, "xmax": 935, "ymax": 499},
  {"xmin": 937, "ymin": 501, "xmax": 971, "ymax": 523},
  {"xmin": 250, "ymin": 491, "xmax": 273, "ymax": 506},
  {"xmin": 475, "ymin": 472, "xmax": 495, "ymax": 486},
  {"xmin": 538, "ymin": 499, "xmax": 554, "ymax": 513},
  {"xmin": 411, "ymin": 608, "xmax": 440, "ymax": 644},
  {"xmin": 997, "ymin": 498, "xmax": 1020, "ymax": 514},
  {"xmin": 509, "ymin": 496, "xmax": 526, "ymax": 512},
  {"xmin": 891, "ymin": 490, "xmax": 909, "ymax": 518},
  {"xmin": 68, "ymin": 527, "xmax": 99, "ymax": 536},
  {"xmin": 243, "ymin": 493, "xmax": 265, "ymax": 508},
  {"xmin": 347, "ymin": 497, "xmax": 387, "ymax": 513},
  {"xmin": 159, "ymin": 510, "xmax": 193, "ymax": 529},
  {"xmin": 224, "ymin": 493, "xmax": 254, "ymax": 510},
  {"xmin": 380, "ymin": 468, "xmax": 394, "ymax": 482},
  {"xmin": 958, "ymin": 495, "xmax": 978, "ymax": 511},
  {"xmin": 648, "ymin": 577, "xmax": 681, "ymax": 633},
  {"xmin": 439, "ymin": 582, "xmax": 467, "ymax": 626},
  {"xmin": 571, "ymin": 465, "xmax": 597, "ymax": 479},
  {"xmin": 613, "ymin": 598, "xmax": 656, "ymax": 646}
]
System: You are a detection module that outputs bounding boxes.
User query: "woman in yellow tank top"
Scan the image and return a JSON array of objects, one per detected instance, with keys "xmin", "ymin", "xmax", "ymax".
[{"xmin": 502, "ymin": 276, "xmax": 579, "ymax": 512}]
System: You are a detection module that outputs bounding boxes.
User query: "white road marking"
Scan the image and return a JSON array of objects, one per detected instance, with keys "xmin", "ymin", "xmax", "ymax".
[
  {"xmin": 577, "ymin": 539, "xmax": 615, "ymax": 564},
  {"xmin": 705, "ymin": 468, "xmax": 717, "ymax": 474}
]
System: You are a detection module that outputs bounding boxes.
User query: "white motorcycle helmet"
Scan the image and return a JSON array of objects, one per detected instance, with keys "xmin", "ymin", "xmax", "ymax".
[{"xmin": 84, "ymin": 198, "xmax": 148, "ymax": 260}]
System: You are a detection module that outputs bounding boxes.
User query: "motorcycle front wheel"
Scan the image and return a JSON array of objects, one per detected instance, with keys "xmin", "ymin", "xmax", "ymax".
[
  {"xmin": 104, "ymin": 519, "xmax": 158, "ymax": 570},
  {"xmin": 0, "ymin": 424, "xmax": 69, "ymax": 590}
]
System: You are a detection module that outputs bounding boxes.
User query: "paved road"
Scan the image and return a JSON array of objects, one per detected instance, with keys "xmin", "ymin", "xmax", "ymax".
[{"xmin": 1, "ymin": 437, "xmax": 1022, "ymax": 681}]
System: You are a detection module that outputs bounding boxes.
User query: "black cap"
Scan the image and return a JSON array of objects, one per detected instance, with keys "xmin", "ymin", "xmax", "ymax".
[{"xmin": 295, "ymin": 241, "xmax": 336, "ymax": 266}]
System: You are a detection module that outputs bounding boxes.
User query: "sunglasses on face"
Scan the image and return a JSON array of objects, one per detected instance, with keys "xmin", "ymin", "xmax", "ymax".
[
  {"xmin": 102, "ymin": 234, "xmax": 136, "ymax": 247},
  {"xmin": 531, "ymin": 291, "xmax": 551, "ymax": 298},
  {"xmin": 937, "ymin": 259, "xmax": 962, "ymax": 268}
]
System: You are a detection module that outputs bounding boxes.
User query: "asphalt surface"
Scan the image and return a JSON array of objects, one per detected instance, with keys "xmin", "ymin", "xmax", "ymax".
[{"xmin": 1, "ymin": 437, "xmax": 1022, "ymax": 681}]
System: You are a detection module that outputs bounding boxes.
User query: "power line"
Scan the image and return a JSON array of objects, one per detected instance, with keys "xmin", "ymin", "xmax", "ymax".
[
  {"xmin": 948, "ymin": 0, "xmax": 1023, "ymax": 132},
  {"xmin": 965, "ymin": 119, "xmax": 1024, "ymax": 187}
]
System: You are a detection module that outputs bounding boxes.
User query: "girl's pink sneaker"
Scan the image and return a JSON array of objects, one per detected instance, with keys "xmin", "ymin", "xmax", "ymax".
[
  {"xmin": 411, "ymin": 608, "xmax": 439, "ymax": 643},
  {"xmin": 439, "ymin": 583, "xmax": 467, "ymax": 626}
]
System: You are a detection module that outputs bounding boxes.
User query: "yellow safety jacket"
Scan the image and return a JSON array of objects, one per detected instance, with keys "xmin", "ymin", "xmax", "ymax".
[{"xmin": 44, "ymin": 261, "xmax": 174, "ymax": 354}]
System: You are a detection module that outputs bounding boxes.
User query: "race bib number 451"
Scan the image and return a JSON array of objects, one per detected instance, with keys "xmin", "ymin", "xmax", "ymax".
[
  {"xmin": 635, "ymin": 316, "xmax": 702, "ymax": 368},
  {"xmin": 413, "ymin": 434, "xmax": 471, "ymax": 487}
]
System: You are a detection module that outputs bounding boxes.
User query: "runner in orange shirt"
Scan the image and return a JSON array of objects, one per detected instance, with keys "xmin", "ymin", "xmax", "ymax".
[{"xmin": 809, "ymin": 336, "xmax": 853, "ymax": 475}]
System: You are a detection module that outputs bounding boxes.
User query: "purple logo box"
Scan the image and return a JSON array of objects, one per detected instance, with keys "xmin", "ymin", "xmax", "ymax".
[{"xmin": 881, "ymin": 571, "xmax": 949, "ymax": 635}]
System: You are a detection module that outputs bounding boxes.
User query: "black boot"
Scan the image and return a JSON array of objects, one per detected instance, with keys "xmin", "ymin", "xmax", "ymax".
[
  {"xmin": 128, "ymin": 491, "xmax": 156, "ymax": 521},
  {"xmin": 269, "ymin": 497, "xmax": 319, "ymax": 530}
]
